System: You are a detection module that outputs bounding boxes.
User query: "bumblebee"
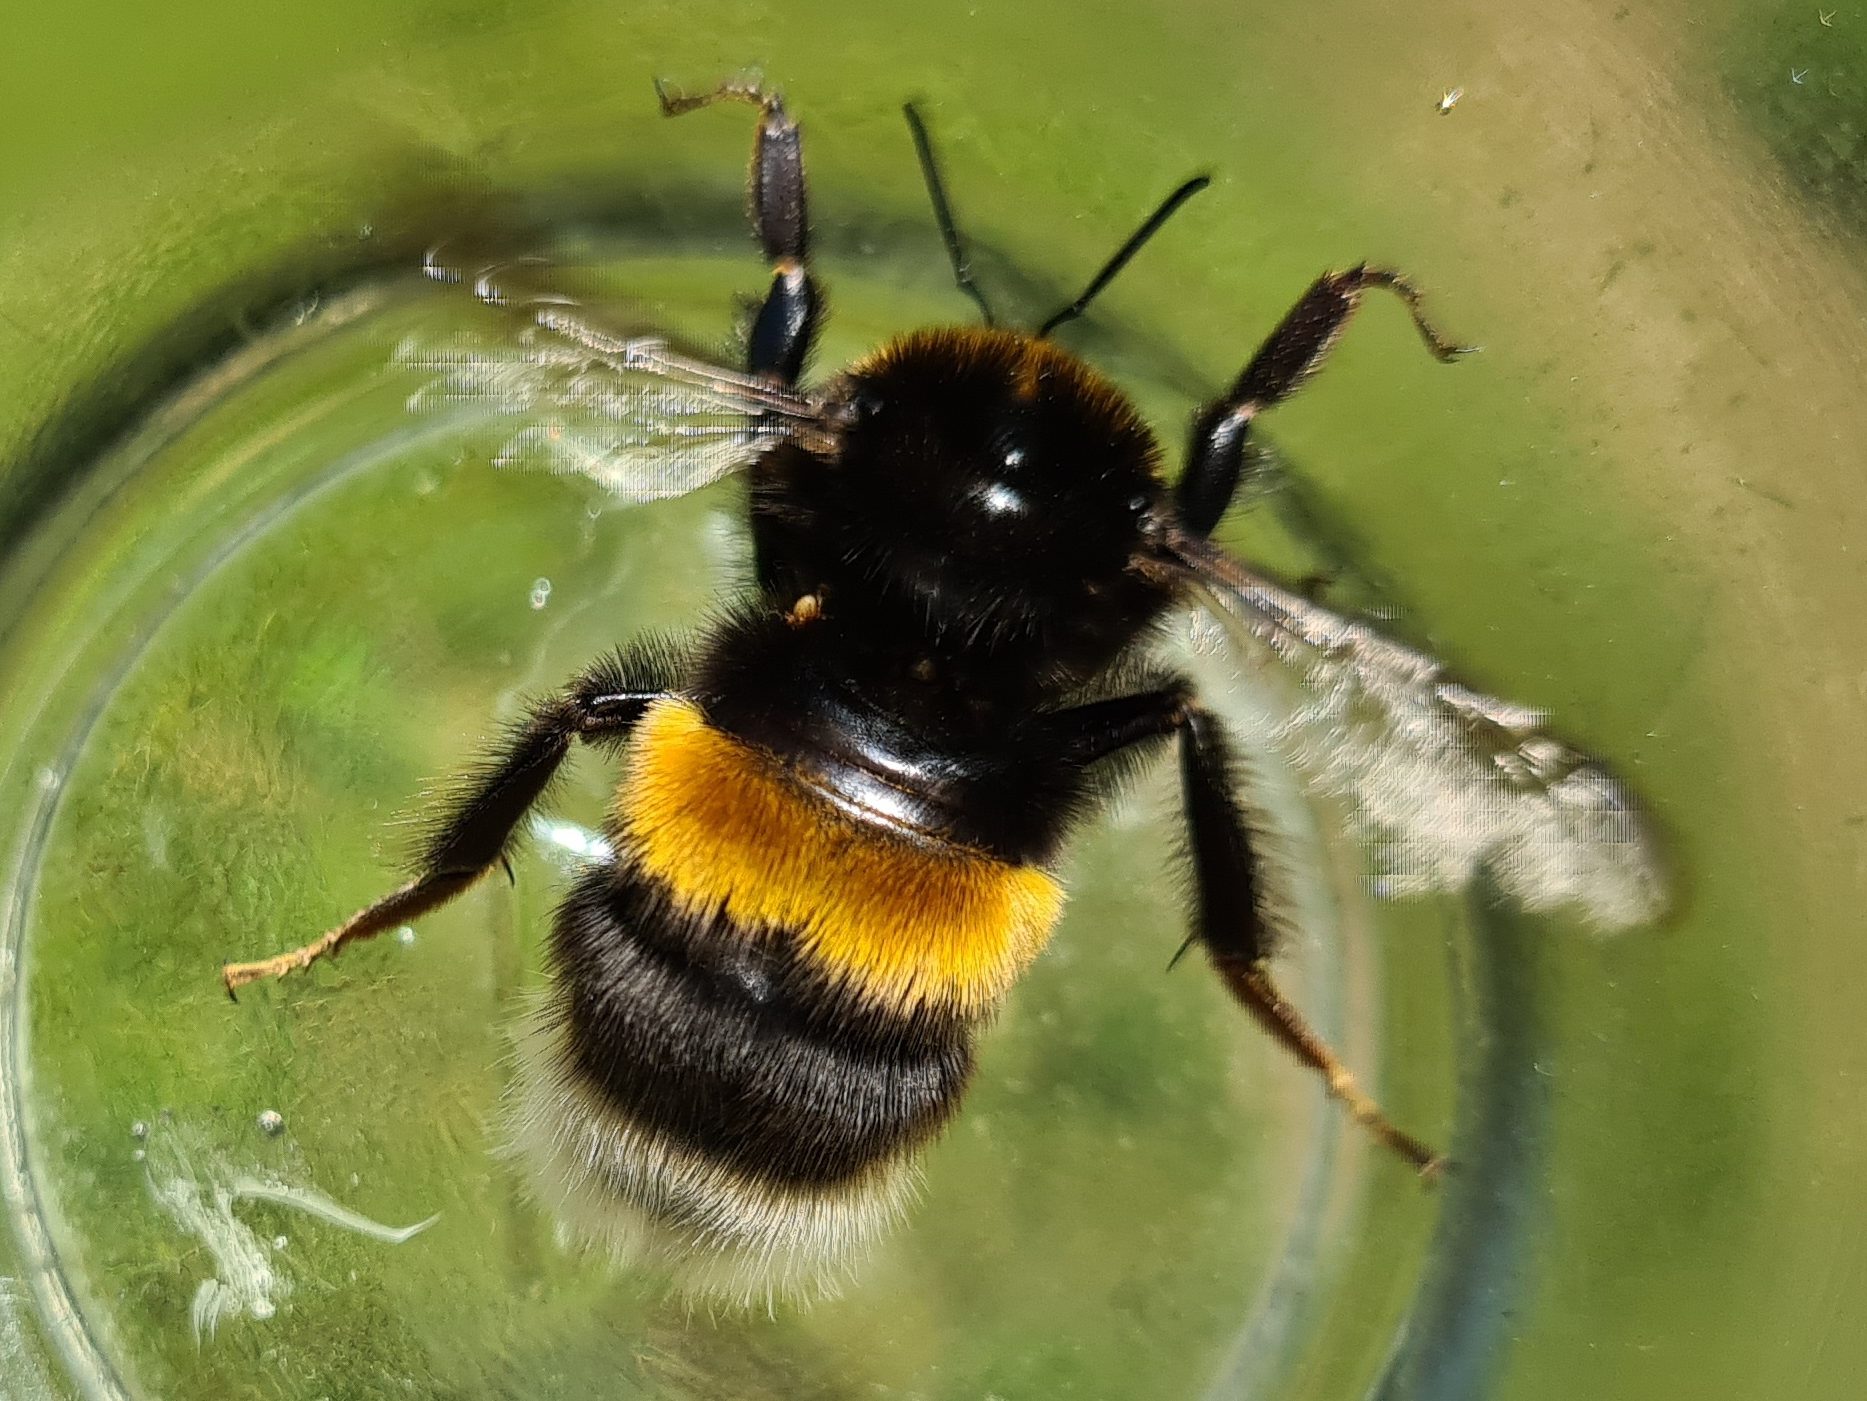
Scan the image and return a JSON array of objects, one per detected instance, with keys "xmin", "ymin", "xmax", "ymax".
[{"xmin": 223, "ymin": 81, "xmax": 1662, "ymax": 1300}]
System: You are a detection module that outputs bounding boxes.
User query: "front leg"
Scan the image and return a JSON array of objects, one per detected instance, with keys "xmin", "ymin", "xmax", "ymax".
[
  {"xmin": 1176, "ymin": 266, "xmax": 1473, "ymax": 536},
  {"xmin": 656, "ymin": 78, "xmax": 823, "ymax": 385},
  {"xmin": 221, "ymin": 652, "xmax": 676, "ymax": 996},
  {"xmin": 1045, "ymin": 685, "xmax": 1441, "ymax": 1172}
]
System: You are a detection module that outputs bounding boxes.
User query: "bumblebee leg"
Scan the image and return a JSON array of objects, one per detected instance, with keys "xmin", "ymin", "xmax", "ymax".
[
  {"xmin": 1177, "ymin": 704, "xmax": 1442, "ymax": 1173},
  {"xmin": 655, "ymin": 78, "xmax": 822, "ymax": 384},
  {"xmin": 1046, "ymin": 687, "xmax": 1440, "ymax": 1172},
  {"xmin": 1043, "ymin": 684, "xmax": 1189, "ymax": 762},
  {"xmin": 1176, "ymin": 266, "xmax": 1473, "ymax": 536},
  {"xmin": 221, "ymin": 662, "xmax": 671, "ymax": 997}
]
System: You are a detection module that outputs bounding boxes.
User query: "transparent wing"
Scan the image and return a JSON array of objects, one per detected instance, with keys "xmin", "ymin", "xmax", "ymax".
[
  {"xmin": 1166, "ymin": 529, "xmax": 1668, "ymax": 930},
  {"xmin": 394, "ymin": 253, "xmax": 835, "ymax": 502}
]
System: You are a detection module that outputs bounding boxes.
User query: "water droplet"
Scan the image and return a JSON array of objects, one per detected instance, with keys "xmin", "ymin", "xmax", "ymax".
[
  {"xmin": 130, "ymin": 1120, "xmax": 148, "ymax": 1140},
  {"xmin": 396, "ymin": 926, "xmax": 416, "ymax": 947},
  {"xmin": 529, "ymin": 577, "xmax": 553, "ymax": 610},
  {"xmin": 257, "ymin": 1109, "xmax": 285, "ymax": 1137}
]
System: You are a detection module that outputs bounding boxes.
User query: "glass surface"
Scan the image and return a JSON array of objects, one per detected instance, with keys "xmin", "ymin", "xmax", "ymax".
[{"xmin": 0, "ymin": 1, "xmax": 1859, "ymax": 1398}]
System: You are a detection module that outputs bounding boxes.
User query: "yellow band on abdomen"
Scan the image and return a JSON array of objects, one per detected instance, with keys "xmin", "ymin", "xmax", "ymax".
[{"xmin": 617, "ymin": 699, "xmax": 1063, "ymax": 1016}]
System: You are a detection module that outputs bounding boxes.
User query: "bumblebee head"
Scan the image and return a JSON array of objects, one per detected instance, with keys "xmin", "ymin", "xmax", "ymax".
[{"xmin": 800, "ymin": 327, "xmax": 1174, "ymax": 675}]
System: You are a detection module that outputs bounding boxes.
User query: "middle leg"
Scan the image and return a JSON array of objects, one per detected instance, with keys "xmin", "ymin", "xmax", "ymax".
[
  {"xmin": 221, "ymin": 651, "xmax": 677, "ymax": 996},
  {"xmin": 1045, "ymin": 685, "xmax": 1441, "ymax": 1172}
]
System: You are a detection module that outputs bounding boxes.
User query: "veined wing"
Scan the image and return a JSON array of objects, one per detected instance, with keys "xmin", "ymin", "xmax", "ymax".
[
  {"xmin": 1166, "ymin": 528, "xmax": 1667, "ymax": 930},
  {"xmin": 394, "ymin": 252, "xmax": 839, "ymax": 502}
]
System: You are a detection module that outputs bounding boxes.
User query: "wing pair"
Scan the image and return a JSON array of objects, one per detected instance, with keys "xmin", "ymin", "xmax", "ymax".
[
  {"xmin": 395, "ymin": 257, "xmax": 1666, "ymax": 930},
  {"xmin": 402, "ymin": 251, "xmax": 835, "ymax": 502}
]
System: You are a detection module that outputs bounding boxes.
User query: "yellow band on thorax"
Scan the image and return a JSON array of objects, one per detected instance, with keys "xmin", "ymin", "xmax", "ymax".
[{"xmin": 618, "ymin": 699, "xmax": 1063, "ymax": 1016}]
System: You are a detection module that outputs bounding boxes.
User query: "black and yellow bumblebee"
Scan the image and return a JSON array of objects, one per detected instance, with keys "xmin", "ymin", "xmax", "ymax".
[{"xmin": 224, "ymin": 80, "xmax": 1662, "ymax": 1300}]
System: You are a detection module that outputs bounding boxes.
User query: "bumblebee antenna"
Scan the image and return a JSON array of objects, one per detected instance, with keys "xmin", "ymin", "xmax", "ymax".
[
  {"xmin": 1036, "ymin": 174, "xmax": 1211, "ymax": 339},
  {"xmin": 903, "ymin": 102, "xmax": 998, "ymax": 327}
]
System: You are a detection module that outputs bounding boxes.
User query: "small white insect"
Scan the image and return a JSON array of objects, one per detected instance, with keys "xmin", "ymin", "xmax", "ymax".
[{"xmin": 1436, "ymin": 86, "xmax": 1465, "ymax": 116}]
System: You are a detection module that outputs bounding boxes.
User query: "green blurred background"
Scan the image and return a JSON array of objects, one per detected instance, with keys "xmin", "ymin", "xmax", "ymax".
[{"xmin": 2, "ymin": 1, "xmax": 1865, "ymax": 1398}]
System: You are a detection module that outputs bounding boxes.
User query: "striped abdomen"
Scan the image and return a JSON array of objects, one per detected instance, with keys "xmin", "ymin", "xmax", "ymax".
[{"xmin": 509, "ymin": 698, "xmax": 1063, "ymax": 1300}]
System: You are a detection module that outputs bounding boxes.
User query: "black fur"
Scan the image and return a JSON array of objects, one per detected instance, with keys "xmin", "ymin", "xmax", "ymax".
[{"xmin": 551, "ymin": 863, "xmax": 975, "ymax": 1188}]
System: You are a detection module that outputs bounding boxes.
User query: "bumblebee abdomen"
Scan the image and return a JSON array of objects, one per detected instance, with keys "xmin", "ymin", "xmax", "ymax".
[
  {"xmin": 511, "ymin": 698, "xmax": 1065, "ymax": 1299},
  {"xmin": 550, "ymin": 868, "xmax": 974, "ymax": 1187}
]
